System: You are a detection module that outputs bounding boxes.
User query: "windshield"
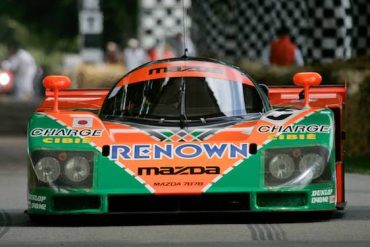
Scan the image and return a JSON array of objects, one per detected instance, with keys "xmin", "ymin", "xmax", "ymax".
[{"xmin": 100, "ymin": 77, "xmax": 263, "ymax": 122}]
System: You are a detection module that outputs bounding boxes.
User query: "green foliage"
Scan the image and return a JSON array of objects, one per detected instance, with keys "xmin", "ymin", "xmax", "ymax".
[
  {"xmin": 0, "ymin": 0, "xmax": 79, "ymax": 51},
  {"xmin": 345, "ymin": 155, "xmax": 370, "ymax": 175},
  {"xmin": 0, "ymin": 17, "xmax": 64, "ymax": 73},
  {"xmin": 29, "ymin": 48, "xmax": 63, "ymax": 74},
  {"xmin": 346, "ymin": 74, "xmax": 370, "ymax": 156},
  {"xmin": 0, "ymin": 0, "xmax": 139, "ymax": 51},
  {"xmin": 0, "ymin": 0, "xmax": 139, "ymax": 73},
  {"xmin": 101, "ymin": 0, "xmax": 139, "ymax": 46}
]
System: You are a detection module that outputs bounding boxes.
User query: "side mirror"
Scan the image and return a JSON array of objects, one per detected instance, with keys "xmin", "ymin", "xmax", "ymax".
[
  {"xmin": 293, "ymin": 72, "xmax": 322, "ymax": 107},
  {"xmin": 43, "ymin": 75, "xmax": 71, "ymax": 112}
]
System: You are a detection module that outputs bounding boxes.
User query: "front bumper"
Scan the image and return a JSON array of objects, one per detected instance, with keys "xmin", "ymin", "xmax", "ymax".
[{"xmin": 27, "ymin": 185, "xmax": 337, "ymax": 215}]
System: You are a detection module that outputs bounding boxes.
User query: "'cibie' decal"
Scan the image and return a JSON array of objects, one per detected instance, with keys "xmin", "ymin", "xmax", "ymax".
[{"xmin": 109, "ymin": 143, "xmax": 248, "ymax": 160}]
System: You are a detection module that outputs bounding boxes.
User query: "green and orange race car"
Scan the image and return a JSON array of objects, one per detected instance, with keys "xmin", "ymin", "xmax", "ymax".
[{"xmin": 27, "ymin": 57, "xmax": 346, "ymax": 218}]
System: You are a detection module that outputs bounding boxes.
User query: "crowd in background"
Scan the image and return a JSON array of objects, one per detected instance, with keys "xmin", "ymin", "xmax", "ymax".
[
  {"xmin": 106, "ymin": 25, "xmax": 303, "ymax": 73},
  {"xmin": 0, "ymin": 26, "xmax": 303, "ymax": 101},
  {"xmin": 105, "ymin": 32, "xmax": 197, "ymax": 72}
]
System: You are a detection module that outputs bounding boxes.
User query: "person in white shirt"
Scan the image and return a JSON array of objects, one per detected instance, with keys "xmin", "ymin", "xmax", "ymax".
[
  {"xmin": 2, "ymin": 43, "xmax": 37, "ymax": 100},
  {"xmin": 123, "ymin": 38, "xmax": 148, "ymax": 72}
]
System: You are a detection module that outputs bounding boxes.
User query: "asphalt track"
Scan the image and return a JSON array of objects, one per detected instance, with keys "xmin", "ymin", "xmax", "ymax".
[{"xmin": 0, "ymin": 137, "xmax": 370, "ymax": 247}]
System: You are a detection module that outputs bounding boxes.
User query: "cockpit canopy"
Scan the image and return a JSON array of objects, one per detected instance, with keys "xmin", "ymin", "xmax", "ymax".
[{"xmin": 100, "ymin": 58, "xmax": 269, "ymax": 123}]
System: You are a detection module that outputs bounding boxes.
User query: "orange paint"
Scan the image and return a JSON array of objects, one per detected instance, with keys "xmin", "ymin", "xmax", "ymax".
[
  {"xmin": 43, "ymin": 76, "xmax": 71, "ymax": 112},
  {"xmin": 116, "ymin": 61, "xmax": 254, "ymax": 87}
]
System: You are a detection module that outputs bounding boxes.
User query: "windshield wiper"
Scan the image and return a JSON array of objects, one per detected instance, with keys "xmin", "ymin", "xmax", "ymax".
[
  {"xmin": 179, "ymin": 77, "xmax": 187, "ymax": 129},
  {"xmin": 104, "ymin": 115, "xmax": 160, "ymax": 123},
  {"xmin": 202, "ymin": 113, "xmax": 262, "ymax": 123},
  {"xmin": 103, "ymin": 115, "xmax": 183, "ymax": 125}
]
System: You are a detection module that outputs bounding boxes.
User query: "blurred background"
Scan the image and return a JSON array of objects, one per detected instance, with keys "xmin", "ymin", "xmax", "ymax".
[{"xmin": 0, "ymin": 0, "xmax": 369, "ymax": 167}]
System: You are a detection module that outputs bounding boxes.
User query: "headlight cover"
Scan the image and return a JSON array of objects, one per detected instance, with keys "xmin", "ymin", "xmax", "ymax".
[
  {"xmin": 31, "ymin": 150, "xmax": 94, "ymax": 188},
  {"xmin": 264, "ymin": 146, "xmax": 330, "ymax": 186},
  {"xmin": 34, "ymin": 157, "xmax": 61, "ymax": 183},
  {"xmin": 268, "ymin": 154, "xmax": 295, "ymax": 180},
  {"xmin": 299, "ymin": 153, "xmax": 325, "ymax": 179},
  {"xmin": 65, "ymin": 156, "xmax": 90, "ymax": 183}
]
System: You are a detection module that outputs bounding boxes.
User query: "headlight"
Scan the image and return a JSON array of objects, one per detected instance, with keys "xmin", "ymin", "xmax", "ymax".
[
  {"xmin": 0, "ymin": 72, "xmax": 10, "ymax": 86},
  {"xmin": 31, "ymin": 150, "xmax": 94, "ymax": 188},
  {"xmin": 268, "ymin": 154, "xmax": 295, "ymax": 180},
  {"xmin": 65, "ymin": 156, "xmax": 90, "ymax": 182},
  {"xmin": 34, "ymin": 157, "xmax": 61, "ymax": 183},
  {"xmin": 299, "ymin": 153, "xmax": 325, "ymax": 179},
  {"xmin": 264, "ymin": 147, "xmax": 330, "ymax": 186}
]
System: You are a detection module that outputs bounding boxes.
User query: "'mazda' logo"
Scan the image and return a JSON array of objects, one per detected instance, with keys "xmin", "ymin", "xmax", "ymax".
[
  {"xmin": 138, "ymin": 166, "xmax": 220, "ymax": 176},
  {"xmin": 148, "ymin": 66, "xmax": 224, "ymax": 75}
]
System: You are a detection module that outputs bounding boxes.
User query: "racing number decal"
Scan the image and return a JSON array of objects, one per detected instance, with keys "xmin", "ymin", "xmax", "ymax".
[{"xmin": 265, "ymin": 109, "xmax": 295, "ymax": 121}]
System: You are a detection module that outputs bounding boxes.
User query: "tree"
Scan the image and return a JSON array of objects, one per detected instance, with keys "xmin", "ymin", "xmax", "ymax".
[
  {"xmin": 0, "ymin": 0, "xmax": 139, "ymax": 52},
  {"xmin": 0, "ymin": 0, "xmax": 78, "ymax": 51}
]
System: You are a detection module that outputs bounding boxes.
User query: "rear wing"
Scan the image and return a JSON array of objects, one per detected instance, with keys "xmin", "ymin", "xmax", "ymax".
[
  {"xmin": 268, "ymin": 85, "xmax": 346, "ymax": 109},
  {"xmin": 37, "ymin": 89, "xmax": 109, "ymax": 112}
]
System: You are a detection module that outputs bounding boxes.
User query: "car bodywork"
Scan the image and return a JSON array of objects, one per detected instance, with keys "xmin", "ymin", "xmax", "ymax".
[{"xmin": 27, "ymin": 58, "xmax": 346, "ymax": 216}]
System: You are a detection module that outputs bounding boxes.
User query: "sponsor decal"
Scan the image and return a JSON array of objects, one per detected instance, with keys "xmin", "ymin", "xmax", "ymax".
[
  {"xmin": 258, "ymin": 125, "xmax": 330, "ymax": 134},
  {"xmin": 28, "ymin": 194, "xmax": 47, "ymax": 211},
  {"xmin": 153, "ymin": 181, "xmax": 204, "ymax": 187},
  {"xmin": 110, "ymin": 143, "xmax": 248, "ymax": 160},
  {"xmin": 72, "ymin": 117, "xmax": 93, "ymax": 128},
  {"xmin": 42, "ymin": 137, "xmax": 91, "ymax": 144},
  {"xmin": 265, "ymin": 110, "xmax": 295, "ymax": 121},
  {"xmin": 138, "ymin": 166, "xmax": 220, "ymax": 176},
  {"xmin": 263, "ymin": 109, "xmax": 302, "ymax": 124},
  {"xmin": 30, "ymin": 128, "xmax": 103, "ymax": 137},
  {"xmin": 312, "ymin": 189, "xmax": 333, "ymax": 196},
  {"xmin": 268, "ymin": 133, "xmax": 317, "ymax": 141},
  {"xmin": 311, "ymin": 189, "xmax": 335, "ymax": 204},
  {"xmin": 148, "ymin": 129, "xmax": 212, "ymax": 142},
  {"xmin": 148, "ymin": 66, "xmax": 224, "ymax": 75}
]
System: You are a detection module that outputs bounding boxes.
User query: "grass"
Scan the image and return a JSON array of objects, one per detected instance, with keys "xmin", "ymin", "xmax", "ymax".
[{"xmin": 345, "ymin": 155, "xmax": 370, "ymax": 175}]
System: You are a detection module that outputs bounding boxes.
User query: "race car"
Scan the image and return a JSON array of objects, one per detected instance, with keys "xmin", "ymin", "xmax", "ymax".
[{"xmin": 27, "ymin": 57, "xmax": 346, "ymax": 218}]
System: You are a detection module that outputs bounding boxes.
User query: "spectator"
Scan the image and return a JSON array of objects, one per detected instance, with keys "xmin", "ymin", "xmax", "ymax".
[
  {"xmin": 148, "ymin": 40, "xmax": 176, "ymax": 61},
  {"xmin": 262, "ymin": 26, "xmax": 304, "ymax": 66},
  {"xmin": 1, "ymin": 41, "xmax": 37, "ymax": 100},
  {"xmin": 105, "ymin": 41, "xmax": 121, "ymax": 64},
  {"xmin": 169, "ymin": 32, "xmax": 197, "ymax": 57},
  {"xmin": 123, "ymin": 38, "xmax": 148, "ymax": 72}
]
